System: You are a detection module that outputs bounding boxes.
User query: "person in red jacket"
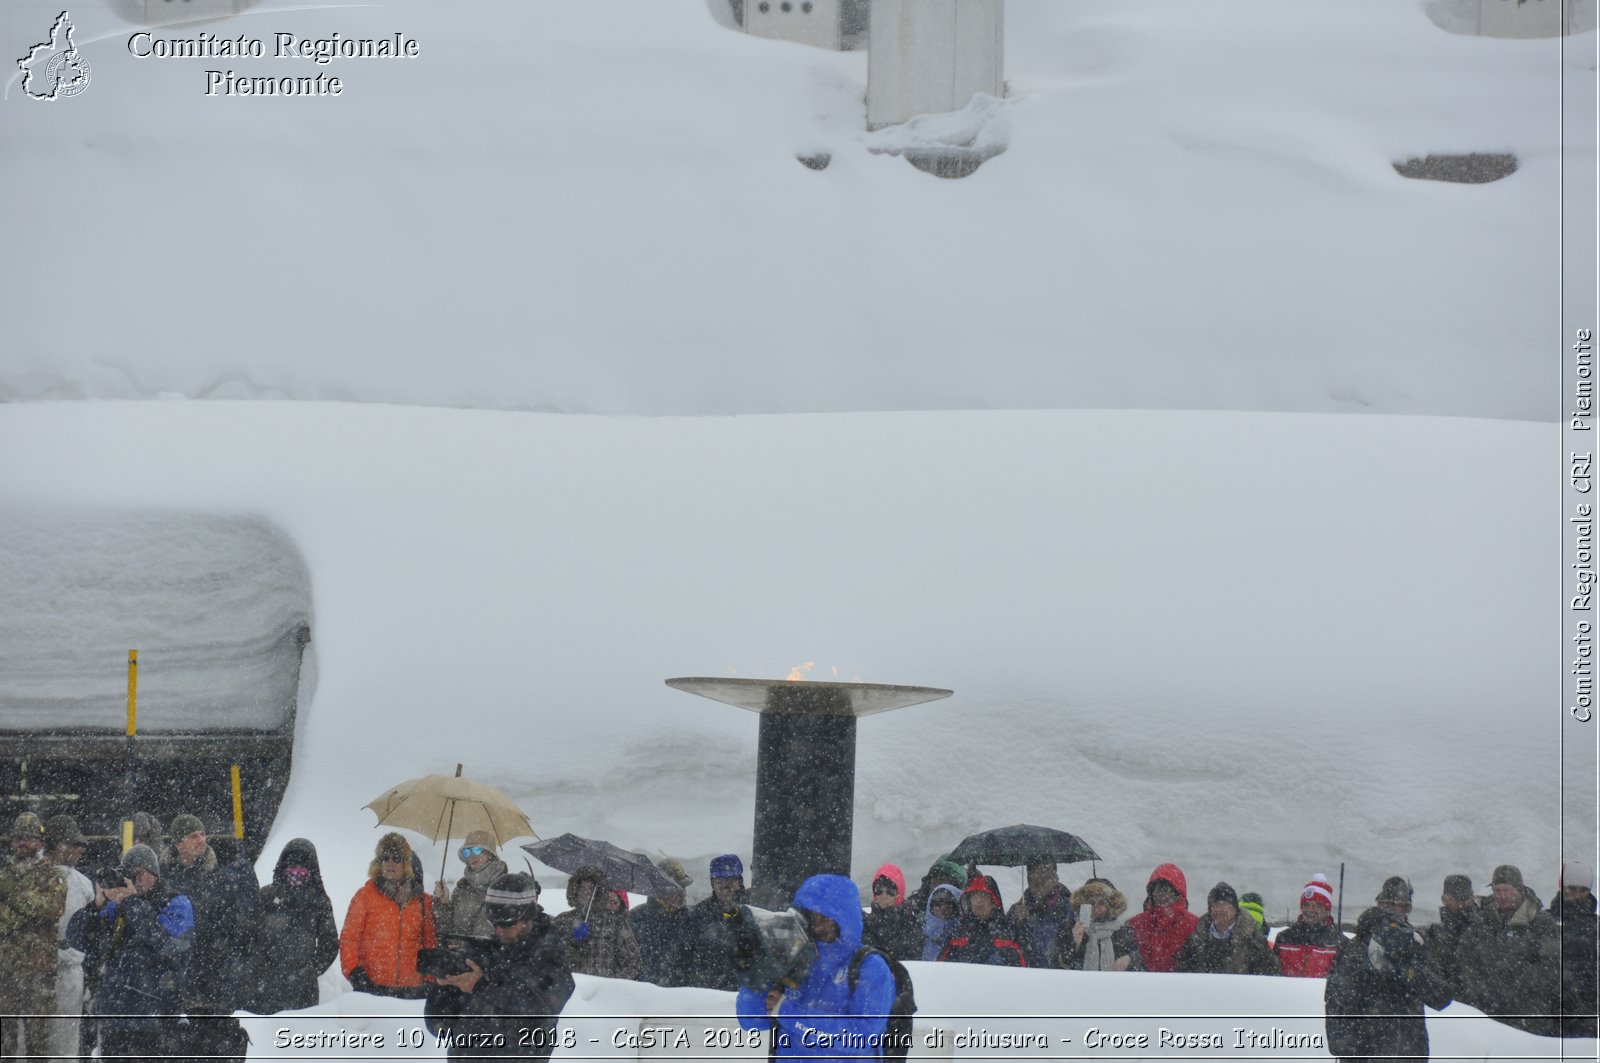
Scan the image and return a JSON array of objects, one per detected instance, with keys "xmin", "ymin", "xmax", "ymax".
[
  {"xmin": 1275, "ymin": 875, "xmax": 1342, "ymax": 978},
  {"xmin": 340, "ymin": 833, "xmax": 437, "ymax": 998},
  {"xmin": 1125, "ymin": 863, "xmax": 1199, "ymax": 973}
]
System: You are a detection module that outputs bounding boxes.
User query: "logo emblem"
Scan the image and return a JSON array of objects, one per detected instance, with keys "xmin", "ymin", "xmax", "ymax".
[{"xmin": 18, "ymin": 11, "xmax": 92, "ymax": 101}]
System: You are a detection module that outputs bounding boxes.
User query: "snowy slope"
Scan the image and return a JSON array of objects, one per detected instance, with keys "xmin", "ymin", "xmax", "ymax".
[
  {"xmin": 0, "ymin": 401, "xmax": 1567, "ymax": 927},
  {"xmin": 1, "ymin": 0, "xmax": 1589, "ymax": 418},
  {"xmin": 1, "ymin": 0, "xmax": 1592, "ymax": 1056}
]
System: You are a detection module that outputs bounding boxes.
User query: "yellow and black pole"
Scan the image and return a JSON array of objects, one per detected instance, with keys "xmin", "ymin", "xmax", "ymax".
[
  {"xmin": 230, "ymin": 764, "xmax": 245, "ymax": 840},
  {"xmin": 123, "ymin": 649, "xmax": 138, "ymax": 854},
  {"xmin": 126, "ymin": 650, "xmax": 137, "ymax": 736}
]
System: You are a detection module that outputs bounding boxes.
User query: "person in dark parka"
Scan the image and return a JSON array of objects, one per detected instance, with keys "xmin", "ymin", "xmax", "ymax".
[
  {"xmin": 244, "ymin": 838, "xmax": 339, "ymax": 1014},
  {"xmin": 1174, "ymin": 882, "xmax": 1280, "ymax": 976},
  {"xmin": 425, "ymin": 873, "xmax": 575, "ymax": 1060},
  {"xmin": 938, "ymin": 875, "xmax": 1028, "ymax": 966},
  {"xmin": 1552, "ymin": 861, "xmax": 1598, "ymax": 1038},
  {"xmin": 682, "ymin": 853, "xmax": 749, "ymax": 990},
  {"xmin": 631, "ymin": 858, "xmax": 696, "ymax": 986},
  {"xmin": 161, "ymin": 815, "xmax": 258, "ymax": 1061},
  {"xmin": 1423, "ymin": 874, "xmax": 1480, "ymax": 1002},
  {"xmin": 1457, "ymin": 863, "xmax": 1561, "ymax": 1035},
  {"xmin": 1324, "ymin": 876, "xmax": 1451, "ymax": 1063}
]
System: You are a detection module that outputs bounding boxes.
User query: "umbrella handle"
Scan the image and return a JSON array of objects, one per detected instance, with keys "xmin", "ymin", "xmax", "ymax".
[{"xmin": 441, "ymin": 802, "xmax": 458, "ymax": 886}]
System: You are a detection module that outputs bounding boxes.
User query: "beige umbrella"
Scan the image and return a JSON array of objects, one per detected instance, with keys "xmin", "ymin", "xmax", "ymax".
[{"xmin": 363, "ymin": 764, "xmax": 539, "ymax": 879}]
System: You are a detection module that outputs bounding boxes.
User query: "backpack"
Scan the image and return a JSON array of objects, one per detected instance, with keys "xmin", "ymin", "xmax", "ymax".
[{"xmin": 848, "ymin": 946, "xmax": 916, "ymax": 1062}]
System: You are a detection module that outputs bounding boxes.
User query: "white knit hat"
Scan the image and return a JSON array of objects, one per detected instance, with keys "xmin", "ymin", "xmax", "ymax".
[{"xmin": 1563, "ymin": 861, "xmax": 1594, "ymax": 891}]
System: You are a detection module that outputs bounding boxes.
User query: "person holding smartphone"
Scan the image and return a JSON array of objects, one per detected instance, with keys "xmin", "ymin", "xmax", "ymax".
[{"xmin": 1058, "ymin": 878, "xmax": 1140, "ymax": 971}]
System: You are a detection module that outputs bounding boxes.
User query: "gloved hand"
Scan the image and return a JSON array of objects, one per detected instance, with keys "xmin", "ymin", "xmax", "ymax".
[
  {"xmin": 349, "ymin": 967, "xmax": 374, "ymax": 993},
  {"xmin": 572, "ymin": 922, "xmax": 590, "ymax": 942}
]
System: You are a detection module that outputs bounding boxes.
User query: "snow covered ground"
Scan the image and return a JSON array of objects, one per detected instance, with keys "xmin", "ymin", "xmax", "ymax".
[
  {"xmin": 1, "ymin": 0, "xmax": 1594, "ymax": 1058},
  {"xmin": 1, "ymin": 0, "xmax": 1592, "ymax": 418},
  {"xmin": 0, "ymin": 401, "xmax": 1585, "ymax": 1059}
]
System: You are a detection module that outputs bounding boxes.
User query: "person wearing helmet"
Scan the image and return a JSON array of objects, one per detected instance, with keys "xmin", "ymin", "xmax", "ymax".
[{"xmin": 424, "ymin": 873, "xmax": 575, "ymax": 1060}]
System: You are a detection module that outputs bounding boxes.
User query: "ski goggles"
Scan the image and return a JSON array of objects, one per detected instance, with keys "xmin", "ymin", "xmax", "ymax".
[{"xmin": 459, "ymin": 845, "xmax": 487, "ymax": 860}]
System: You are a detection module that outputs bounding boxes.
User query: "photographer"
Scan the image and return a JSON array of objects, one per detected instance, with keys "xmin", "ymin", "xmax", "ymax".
[
  {"xmin": 425, "ymin": 873, "xmax": 575, "ymax": 1060},
  {"xmin": 66, "ymin": 844, "xmax": 195, "ymax": 1059},
  {"xmin": 736, "ymin": 874, "xmax": 894, "ymax": 1061}
]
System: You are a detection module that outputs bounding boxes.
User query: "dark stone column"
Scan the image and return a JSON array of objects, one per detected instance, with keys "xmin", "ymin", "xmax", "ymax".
[
  {"xmin": 664, "ymin": 677, "xmax": 952, "ymax": 911},
  {"xmin": 750, "ymin": 687, "xmax": 855, "ymax": 909}
]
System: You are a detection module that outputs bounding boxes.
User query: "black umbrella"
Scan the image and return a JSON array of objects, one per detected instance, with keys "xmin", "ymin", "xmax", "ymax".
[
  {"xmin": 520, "ymin": 834, "xmax": 680, "ymax": 898},
  {"xmin": 947, "ymin": 824, "xmax": 1101, "ymax": 867}
]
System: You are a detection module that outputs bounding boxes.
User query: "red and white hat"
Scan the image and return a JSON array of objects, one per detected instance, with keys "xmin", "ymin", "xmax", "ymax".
[{"xmin": 1300, "ymin": 874, "xmax": 1334, "ymax": 910}]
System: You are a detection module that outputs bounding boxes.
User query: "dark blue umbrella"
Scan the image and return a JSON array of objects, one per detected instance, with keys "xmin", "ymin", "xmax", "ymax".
[
  {"xmin": 947, "ymin": 823, "xmax": 1100, "ymax": 868},
  {"xmin": 521, "ymin": 834, "xmax": 679, "ymax": 898}
]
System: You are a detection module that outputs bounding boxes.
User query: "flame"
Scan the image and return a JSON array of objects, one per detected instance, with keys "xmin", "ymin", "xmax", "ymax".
[{"xmin": 786, "ymin": 662, "xmax": 816, "ymax": 682}]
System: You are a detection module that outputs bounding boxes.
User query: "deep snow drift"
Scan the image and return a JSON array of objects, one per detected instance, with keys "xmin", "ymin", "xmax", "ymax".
[
  {"xmin": 1, "ymin": 0, "xmax": 1590, "ymax": 418},
  {"xmin": 0, "ymin": 402, "xmax": 1569, "ymax": 923},
  {"xmin": 1, "ymin": 0, "xmax": 1592, "ymax": 1057},
  {"xmin": 0, "ymin": 400, "xmax": 1584, "ymax": 1061}
]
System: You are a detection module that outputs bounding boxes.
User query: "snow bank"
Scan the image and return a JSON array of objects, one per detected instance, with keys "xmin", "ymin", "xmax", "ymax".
[{"xmin": 0, "ymin": 401, "xmax": 1569, "ymax": 930}]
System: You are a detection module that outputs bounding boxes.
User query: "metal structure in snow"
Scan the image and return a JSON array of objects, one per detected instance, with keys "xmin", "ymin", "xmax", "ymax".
[{"xmin": 665, "ymin": 676, "xmax": 952, "ymax": 909}]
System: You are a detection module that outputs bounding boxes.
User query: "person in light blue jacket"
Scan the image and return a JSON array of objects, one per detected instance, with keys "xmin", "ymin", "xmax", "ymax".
[
  {"xmin": 921, "ymin": 883, "xmax": 963, "ymax": 961},
  {"xmin": 737, "ymin": 874, "xmax": 896, "ymax": 1060}
]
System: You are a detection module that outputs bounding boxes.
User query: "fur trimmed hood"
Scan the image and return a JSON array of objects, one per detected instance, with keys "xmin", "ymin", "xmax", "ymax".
[
  {"xmin": 565, "ymin": 865, "xmax": 611, "ymax": 908},
  {"xmin": 366, "ymin": 831, "xmax": 419, "ymax": 884},
  {"xmin": 1072, "ymin": 878, "xmax": 1128, "ymax": 921}
]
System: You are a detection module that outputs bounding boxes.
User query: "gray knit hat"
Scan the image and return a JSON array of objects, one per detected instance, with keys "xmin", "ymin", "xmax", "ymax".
[
  {"xmin": 119, "ymin": 844, "xmax": 161, "ymax": 879},
  {"xmin": 169, "ymin": 813, "xmax": 205, "ymax": 839}
]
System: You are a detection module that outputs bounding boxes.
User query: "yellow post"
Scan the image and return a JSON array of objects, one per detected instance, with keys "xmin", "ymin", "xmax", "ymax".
[
  {"xmin": 122, "ymin": 819, "xmax": 133, "ymax": 854},
  {"xmin": 230, "ymin": 765, "xmax": 245, "ymax": 840},
  {"xmin": 126, "ymin": 650, "xmax": 138, "ymax": 737}
]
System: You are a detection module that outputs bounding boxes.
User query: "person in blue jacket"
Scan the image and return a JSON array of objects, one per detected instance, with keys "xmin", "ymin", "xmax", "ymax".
[
  {"xmin": 737, "ymin": 874, "xmax": 896, "ymax": 1060},
  {"xmin": 67, "ymin": 843, "xmax": 195, "ymax": 1059}
]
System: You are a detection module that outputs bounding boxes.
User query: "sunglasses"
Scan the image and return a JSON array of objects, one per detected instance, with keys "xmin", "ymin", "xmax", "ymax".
[
  {"xmin": 872, "ymin": 886, "xmax": 897, "ymax": 896},
  {"xmin": 459, "ymin": 846, "xmax": 486, "ymax": 859},
  {"xmin": 380, "ymin": 854, "xmax": 405, "ymax": 864},
  {"xmin": 930, "ymin": 896, "xmax": 957, "ymax": 909},
  {"xmin": 486, "ymin": 912, "xmax": 523, "ymax": 928}
]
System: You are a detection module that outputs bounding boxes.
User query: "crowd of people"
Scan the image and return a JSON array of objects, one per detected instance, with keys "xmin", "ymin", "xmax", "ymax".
[{"xmin": 1, "ymin": 808, "xmax": 1595, "ymax": 1061}]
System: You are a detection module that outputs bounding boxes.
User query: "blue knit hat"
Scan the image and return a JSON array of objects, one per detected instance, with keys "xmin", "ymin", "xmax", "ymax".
[{"xmin": 709, "ymin": 853, "xmax": 744, "ymax": 879}]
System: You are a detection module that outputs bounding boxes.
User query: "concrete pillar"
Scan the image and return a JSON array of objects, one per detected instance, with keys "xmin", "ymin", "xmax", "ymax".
[{"xmin": 866, "ymin": 0, "xmax": 1003, "ymax": 130}]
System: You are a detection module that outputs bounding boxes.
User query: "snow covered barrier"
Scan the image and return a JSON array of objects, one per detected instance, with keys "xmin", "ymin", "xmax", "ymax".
[{"xmin": 0, "ymin": 510, "xmax": 313, "ymax": 860}]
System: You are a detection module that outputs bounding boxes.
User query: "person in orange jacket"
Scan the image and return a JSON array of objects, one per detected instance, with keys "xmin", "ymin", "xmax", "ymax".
[{"xmin": 340, "ymin": 833, "xmax": 437, "ymax": 998}]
